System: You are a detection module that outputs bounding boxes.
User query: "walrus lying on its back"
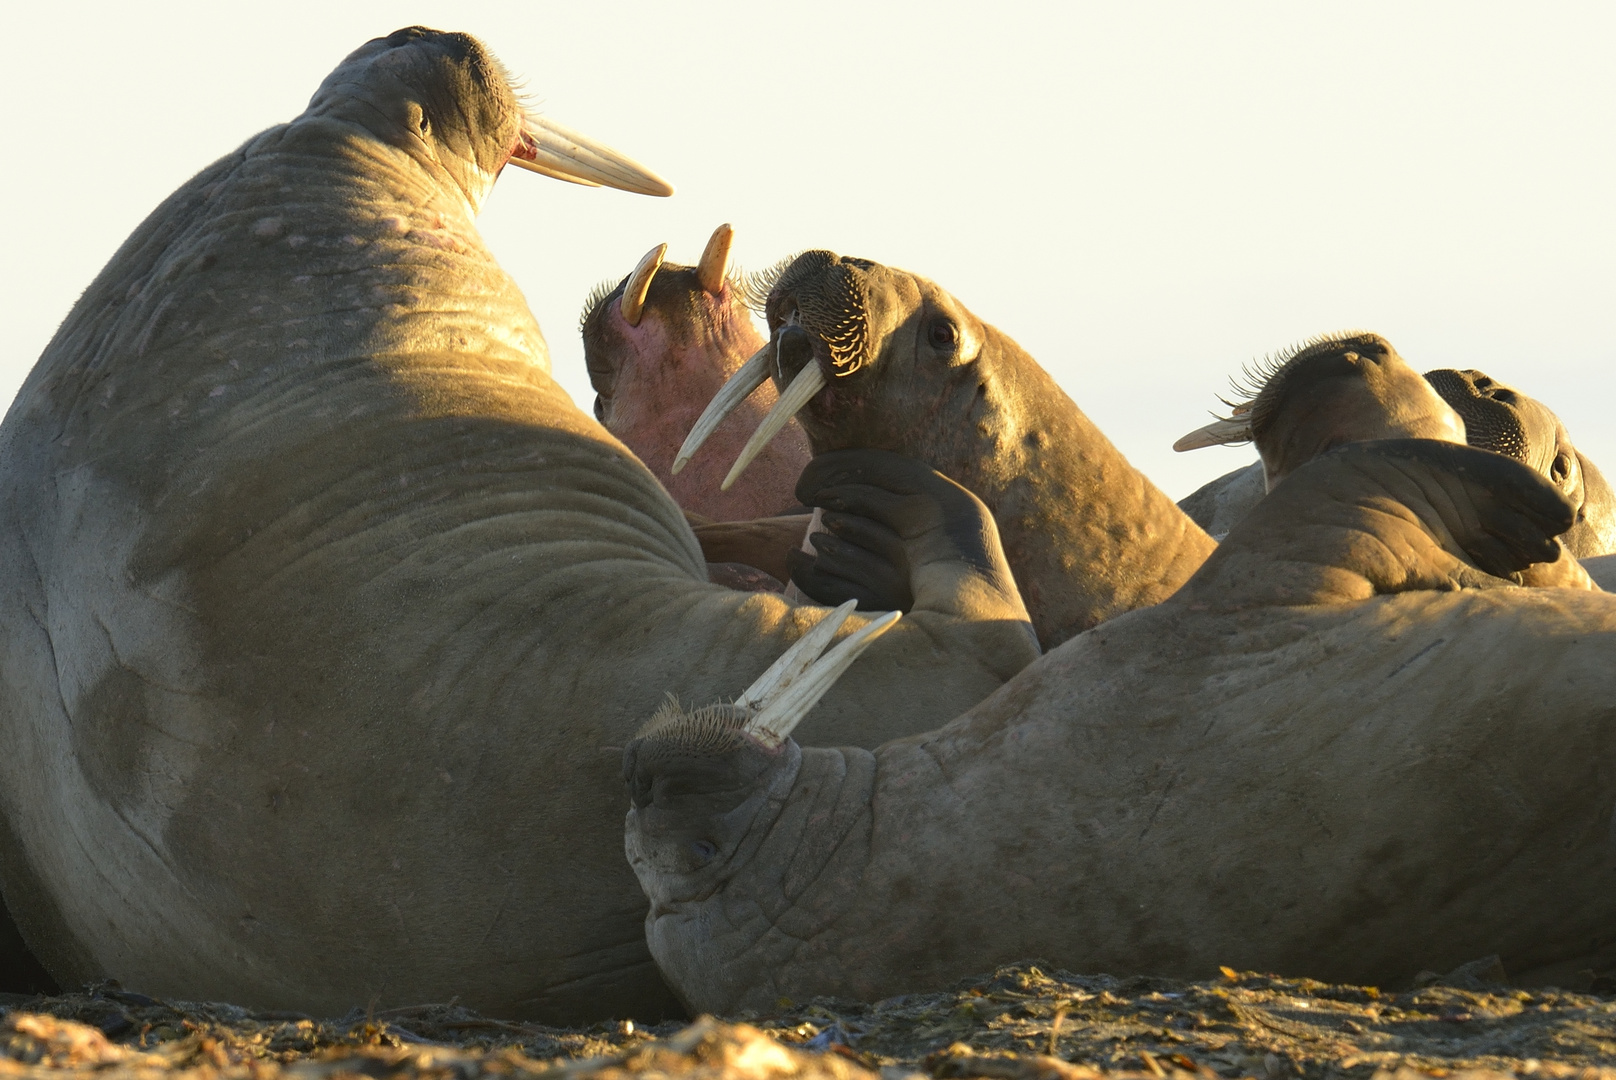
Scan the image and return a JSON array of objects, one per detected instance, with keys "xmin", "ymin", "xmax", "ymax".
[
  {"xmin": 1177, "ymin": 334, "xmax": 1616, "ymax": 560},
  {"xmin": 1175, "ymin": 332, "xmax": 1595, "ymax": 589},
  {"xmin": 625, "ymin": 436, "xmax": 1616, "ymax": 1013}
]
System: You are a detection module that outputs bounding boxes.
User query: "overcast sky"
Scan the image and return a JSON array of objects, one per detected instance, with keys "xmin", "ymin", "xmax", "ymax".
[{"xmin": 6, "ymin": 3, "xmax": 1613, "ymax": 498}]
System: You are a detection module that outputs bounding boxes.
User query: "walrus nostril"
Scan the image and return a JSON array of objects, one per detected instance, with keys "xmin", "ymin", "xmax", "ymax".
[{"xmin": 776, "ymin": 326, "xmax": 816, "ymax": 381}]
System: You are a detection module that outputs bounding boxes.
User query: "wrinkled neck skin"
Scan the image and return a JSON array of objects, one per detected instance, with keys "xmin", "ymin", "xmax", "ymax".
[
  {"xmin": 1257, "ymin": 373, "xmax": 1465, "ymax": 491},
  {"xmin": 796, "ymin": 320, "xmax": 1216, "ymax": 647},
  {"xmin": 589, "ymin": 278, "xmax": 809, "ymax": 520},
  {"xmin": 628, "ymin": 442, "xmax": 1616, "ymax": 1014}
]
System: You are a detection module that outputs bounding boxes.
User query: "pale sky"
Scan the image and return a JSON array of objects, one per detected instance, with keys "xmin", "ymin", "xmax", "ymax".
[{"xmin": 6, "ymin": 3, "xmax": 1614, "ymax": 498}]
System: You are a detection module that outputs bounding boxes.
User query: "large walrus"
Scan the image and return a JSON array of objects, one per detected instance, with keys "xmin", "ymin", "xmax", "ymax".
[
  {"xmin": 1176, "ymin": 336, "xmax": 1616, "ymax": 557},
  {"xmin": 1173, "ymin": 332, "xmax": 1595, "ymax": 590},
  {"xmin": 624, "ymin": 438, "xmax": 1616, "ymax": 1014},
  {"xmin": 676, "ymin": 251, "xmax": 1219, "ymax": 647},
  {"xmin": 0, "ymin": 28, "xmax": 1039, "ymax": 1017}
]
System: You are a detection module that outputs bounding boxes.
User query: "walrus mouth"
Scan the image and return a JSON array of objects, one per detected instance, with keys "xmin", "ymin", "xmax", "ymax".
[
  {"xmin": 506, "ymin": 113, "xmax": 673, "ymax": 196},
  {"xmin": 671, "ymin": 316, "xmax": 831, "ymax": 490},
  {"xmin": 674, "ymin": 251, "xmax": 872, "ymax": 489}
]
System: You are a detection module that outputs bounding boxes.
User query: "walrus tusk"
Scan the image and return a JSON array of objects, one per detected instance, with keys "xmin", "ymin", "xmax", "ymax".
[
  {"xmin": 735, "ymin": 599, "xmax": 857, "ymax": 712},
  {"xmin": 507, "ymin": 114, "xmax": 674, "ymax": 197},
  {"xmin": 670, "ymin": 344, "xmax": 772, "ymax": 475},
  {"xmin": 696, "ymin": 224, "xmax": 734, "ymax": 295},
  {"xmin": 721, "ymin": 362, "xmax": 826, "ymax": 491},
  {"xmin": 619, "ymin": 244, "xmax": 667, "ymax": 327},
  {"xmin": 744, "ymin": 608, "xmax": 902, "ymax": 748},
  {"xmin": 1173, "ymin": 415, "xmax": 1254, "ymax": 452}
]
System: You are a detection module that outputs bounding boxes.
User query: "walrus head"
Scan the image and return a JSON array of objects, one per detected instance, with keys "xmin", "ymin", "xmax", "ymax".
[
  {"xmin": 1422, "ymin": 369, "xmax": 1616, "ymax": 558},
  {"xmin": 673, "ymin": 251, "xmax": 992, "ymax": 489},
  {"xmin": 304, "ymin": 26, "xmax": 671, "ymax": 215},
  {"xmin": 578, "ymin": 226, "xmax": 812, "ymax": 520},
  {"xmin": 1175, "ymin": 332, "xmax": 1467, "ymax": 490},
  {"xmin": 1177, "ymin": 337, "xmax": 1616, "ymax": 557}
]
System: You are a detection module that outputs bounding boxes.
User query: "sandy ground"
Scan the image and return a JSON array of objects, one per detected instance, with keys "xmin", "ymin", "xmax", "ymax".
[{"xmin": 3, "ymin": 962, "xmax": 1613, "ymax": 1079}]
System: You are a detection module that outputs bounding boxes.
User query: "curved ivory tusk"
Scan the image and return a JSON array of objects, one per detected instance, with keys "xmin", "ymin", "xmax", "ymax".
[
  {"xmin": 1173, "ymin": 415, "xmax": 1254, "ymax": 452},
  {"xmin": 721, "ymin": 362, "xmax": 826, "ymax": 491},
  {"xmin": 695, "ymin": 223, "xmax": 735, "ymax": 295},
  {"xmin": 619, "ymin": 244, "xmax": 667, "ymax": 327},
  {"xmin": 507, "ymin": 114, "xmax": 674, "ymax": 197},
  {"xmin": 745, "ymin": 609, "xmax": 902, "ymax": 748},
  {"xmin": 670, "ymin": 345, "xmax": 772, "ymax": 475},
  {"xmin": 736, "ymin": 599, "xmax": 857, "ymax": 712},
  {"xmin": 505, "ymin": 157, "xmax": 603, "ymax": 187}
]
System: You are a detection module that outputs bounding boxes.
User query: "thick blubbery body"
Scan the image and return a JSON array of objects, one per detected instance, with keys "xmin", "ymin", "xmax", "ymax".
[
  {"xmin": 0, "ymin": 29, "xmax": 1036, "ymax": 1019},
  {"xmin": 627, "ymin": 441, "xmax": 1616, "ymax": 1013}
]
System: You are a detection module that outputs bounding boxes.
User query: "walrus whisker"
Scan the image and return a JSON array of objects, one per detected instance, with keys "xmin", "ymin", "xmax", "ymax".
[
  {"xmin": 696, "ymin": 224, "xmax": 734, "ymax": 296},
  {"xmin": 671, "ymin": 344, "xmax": 773, "ymax": 475},
  {"xmin": 722, "ymin": 362, "xmax": 825, "ymax": 490},
  {"xmin": 619, "ymin": 243, "xmax": 666, "ymax": 327},
  {"xmin": 744, "ymin": 609, "xmax": 902, "ymax": 748}
]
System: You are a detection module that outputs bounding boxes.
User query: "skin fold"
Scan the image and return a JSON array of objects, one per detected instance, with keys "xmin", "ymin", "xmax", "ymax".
[
  {"xmin": 1179, "ymin": 335, "xmax": 1616, "ymax": 561},
  {"xmin": 581, "ymin": 246, "xmax": 811, "ymax": 523},
  {"xmin": 625, "ymin": 440, "xmax": 1616, "ymax": 1014},
  {"xmin": 0, "ymin": 27, "xmax": 1038, "ymax": 1020},
  {"xmin": 744, "ymin": 251, "xmax": 1219, "ymax": 648}
]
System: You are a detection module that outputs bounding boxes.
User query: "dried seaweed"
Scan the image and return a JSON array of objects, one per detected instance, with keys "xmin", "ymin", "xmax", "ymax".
[{"xmin": 3, "ymin": 962, "xmax": 1613, "ymax": 1079}]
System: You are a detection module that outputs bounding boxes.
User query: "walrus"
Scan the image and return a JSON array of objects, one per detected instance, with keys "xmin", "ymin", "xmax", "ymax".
[
  {"xmin": 624, "ymin": 438, "xmax": 1616, "ymax": 1013},
  {"xmin": 1176, "ymin": 336, "xmax": 1616, "ymax": 559},
  {"xmin": 0, "ymin": 27, "xmax": 1038, "ymax": 1019},
  {"xmin": 580, "ymin": 224, "xmax": 811, "ymax": 523},
  {"xmin": 675, "ymin": 250, "xmax": 1219, "ymax": 647},
  {"xmin": 1173, "ymin": 332, "xmax": 1594, "ymax": 589}
]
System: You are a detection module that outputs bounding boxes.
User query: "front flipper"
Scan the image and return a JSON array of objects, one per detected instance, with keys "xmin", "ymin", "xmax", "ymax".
[
  {"xmin": 1179, "ymin": 439, "xmax": 1581, "ymax": 611},
  {"xmin": 787, "ymin": 449, "xmax": 1029, "ymax": 628}
]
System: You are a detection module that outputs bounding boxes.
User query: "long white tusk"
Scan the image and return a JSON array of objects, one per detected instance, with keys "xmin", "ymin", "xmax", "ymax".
[
  {"xmin": 505, "ymin": 157, "xmax": 603, "ymax": 187},
  {"xmin": 721, "ymin": 362, "xmax": 826, "ymax": 491},
  {"xmin": 619, "ymin": 243, "xmax": 667, "ymax": 327},
  {"xmin": 736, "ymin": 600, "xmax": 857, "ymax": 712},
  {"xmin": 507, "ymin": 114, "xmax": 674, "ymax": 196},
  {"xmin": 695, "ymin": 223, "xmax": 734, "ymax": 295},
  {"xmin": 745, "ymin": 610, "xmax": 902, "ymax": 748},
  {"xmin": 671, "ymin": 345, "xmax": 772, "ymax": 475},
  {"xmin": 1173, "ymin": 415, "xmax": 1254, "ymax": 452}
]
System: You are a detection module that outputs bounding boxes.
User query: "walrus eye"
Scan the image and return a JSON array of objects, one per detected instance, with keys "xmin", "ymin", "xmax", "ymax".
[
  {"xmin": 1552, "ymin": 452, "xmax": 1572, "ymax": 484},
  {"xmin": 593, "ymin": 395, "xmax": 607, "ymax": 423},
  {"xmin": 689, "ymin": 839, "xmax": 717, "ymax": 862},
  {"xmin": 928, "ymin": 320, "xmax": 958, "ymax": 352}
]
